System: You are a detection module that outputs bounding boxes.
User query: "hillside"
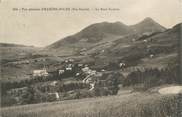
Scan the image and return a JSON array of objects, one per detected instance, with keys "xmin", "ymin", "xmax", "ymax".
[
  {"xmin": 1, "ymin": 20, "xmax": 180, "ymax": 81},
  {"xmin": 46, "ymin": 18, "xmax": 166, "ymax": 56},
  {"xmin": 131, "ymin": 17, "xmax": 166, "ymax": 34},
  {"xmin": 2, "ymin": 91, "xmax": 182, "ymax": 117},
  {"xmin": 76, "ymin": 23, "xmax": 180, "ymax": 72}
]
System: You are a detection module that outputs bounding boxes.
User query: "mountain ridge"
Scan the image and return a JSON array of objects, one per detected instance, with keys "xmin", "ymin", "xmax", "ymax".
[{"xmin": 47, "ymin": 17, "xmax": 166, "ymax": 50}]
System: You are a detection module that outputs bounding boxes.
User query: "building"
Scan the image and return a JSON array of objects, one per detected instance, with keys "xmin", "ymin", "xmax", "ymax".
[
  {"xmin": 48, "ymin": 92, "xmax": 60, "ymax": 100},
  {"xmin": 33, "ymin": 69, "xmax": 48, "ymax": 77},
  {"xmin": 119, "ymin": 63, "xmax": 126, "ymax": 68},
  {"xmin": 58, "ymin": 69, "xmax": 65, "ymax": 75}
]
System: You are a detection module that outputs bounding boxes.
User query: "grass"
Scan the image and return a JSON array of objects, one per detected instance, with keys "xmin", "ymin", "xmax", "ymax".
[{"xmin": 1, "ymin": 91, "xmax": 182, "ymax": 117}]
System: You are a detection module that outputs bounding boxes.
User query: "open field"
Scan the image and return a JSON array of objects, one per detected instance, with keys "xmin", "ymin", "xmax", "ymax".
[{"xmin": 1, "ymin": 90, "xmax": 182, "ymax": 117}]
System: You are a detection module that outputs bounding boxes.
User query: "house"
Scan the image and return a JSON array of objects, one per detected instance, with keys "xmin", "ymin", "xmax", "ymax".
[
  {"xmin": 48, "ymin": 92, "xmax": 60, "ymax": 100},
  {"xmin": 64, "ymin": 60, "xmax": 69, "ymax": 63},
  {"xmin": 150, "ymin": 54, "xmax": 154, "ymax": 58},
  {"xmin": 58, "ymin": 70, "xmax": 65, "ymax": 75},
  {"xmin": 101, "ymin": 69, "xmax": 105, "ymax": 72},
  {"xmin": 143, "ymin": 39, "xmax": 148, "ymax": 43},
  {"xmin": 33, "ymin": 69, "xmax": 48, "ymax": 77},
  {"xmin": 78, "ymin": 63, "xmax": 83, "ymax": 67},
  {"xmin": 75, "ymin": 72, "xmax": 80, "ymax": 76},
  {"xmin": 50, "ymin": 81, "xmax": 58, "ymax": 86},
  {"xmin": 66, "ymin": 67, "xmax": 72, "ymax": 71},
  {"xmin": 119, "ymin": 63, "xmax": 126, "ymax": 68},
  {"xmin": 54, "ymin": 92, "xmax": 60, "ymax": 100},
  {"xmin": 68, "ymin": 58, "xmax": 74, "ymax": 62},
  {"xmin": 89, "ymin": 83, "xmax": 95, "ymax": 91}
]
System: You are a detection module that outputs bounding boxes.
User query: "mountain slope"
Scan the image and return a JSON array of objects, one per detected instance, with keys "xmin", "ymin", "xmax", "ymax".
[
  {"xmin": 47, "ymin": 21, "xmax": 133, "ymax": 49},
  {"xmin": 131, "ymin": 17, "xmax": 166, "ymax": 34},
  {"xmin": 89, "ymin": 23, "xmax": 180, "ymax": 70},
  {"xmin": 47, "ymin": 18, "xmax": 166, "ymax": 55}
]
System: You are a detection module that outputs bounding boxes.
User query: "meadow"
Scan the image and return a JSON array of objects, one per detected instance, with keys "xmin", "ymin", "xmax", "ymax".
[{"xmin": 1, "ymin": 91, "xmax": 182, "ymax": 117}]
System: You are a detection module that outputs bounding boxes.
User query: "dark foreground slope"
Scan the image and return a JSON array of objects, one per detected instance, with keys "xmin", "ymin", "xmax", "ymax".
[{"xmin": 2, "ymin": 92, "xmax": 182, "ymax": 117}]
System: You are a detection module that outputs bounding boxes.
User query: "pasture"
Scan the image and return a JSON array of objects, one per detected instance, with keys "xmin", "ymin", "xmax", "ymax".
[{"xmin": 1, "ymin": 90, "xmax": 181, "ymax": 117}]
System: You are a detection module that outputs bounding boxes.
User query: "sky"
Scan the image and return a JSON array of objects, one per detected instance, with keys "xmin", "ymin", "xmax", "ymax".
[{"xmin": 0, "ymin": 0, "xmax": 182, "ymax": 47}]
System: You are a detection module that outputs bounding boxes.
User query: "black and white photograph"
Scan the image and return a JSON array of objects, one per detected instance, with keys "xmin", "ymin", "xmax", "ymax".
[{"xmin": 0, "ymin": 0, "xmax": 182, "ymax": 117}]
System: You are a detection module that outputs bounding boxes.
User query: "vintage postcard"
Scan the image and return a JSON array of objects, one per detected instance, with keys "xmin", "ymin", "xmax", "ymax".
[{"xmin": 0, "ymin": 0, "xmax": 182, "ymax": 117}]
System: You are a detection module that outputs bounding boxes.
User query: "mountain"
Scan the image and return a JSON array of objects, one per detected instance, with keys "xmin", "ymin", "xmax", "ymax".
[
  {"xmin": 131, "ymin": 17, "xmax": 166, "ymax": 34},
  {"xmin": 47, "ymin": 18, "xmax": 166, "ymax": 54},
  {"xmin": 47, "ymin": 21, "xmax": 133, "ymax": 49}
]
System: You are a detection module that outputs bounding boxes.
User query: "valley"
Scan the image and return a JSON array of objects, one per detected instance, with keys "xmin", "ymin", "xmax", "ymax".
[{"xmin": 1, "ymin": 18, "xmax": 181, "ymax": 117}]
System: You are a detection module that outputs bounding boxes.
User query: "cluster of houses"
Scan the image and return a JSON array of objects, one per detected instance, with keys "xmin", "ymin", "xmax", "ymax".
[
  {"xmin": 58, "ymin": 59, "xmax": 104, "ymax": 91},
  {"xmin": 31, "ymin": 58, "xmax": 131, "ymax": 91},
  {"xmin": 33, "ymin": 68, "xmax": 49, "ymax": 77},
  {"xmin": 7, "ymin": 58, "xmax": 133, "ymax": 104}
]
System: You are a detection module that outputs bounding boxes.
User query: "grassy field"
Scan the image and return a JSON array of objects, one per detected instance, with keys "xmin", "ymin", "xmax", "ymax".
[{"xmin": 1, "ymin": 91, "xmax": 182, "ymax": 117}]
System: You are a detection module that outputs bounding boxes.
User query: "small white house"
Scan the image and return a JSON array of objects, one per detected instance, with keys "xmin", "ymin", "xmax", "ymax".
[
  {"xmin": 33, "ymin": 69, "xmax": 48, "ymax": 77},
  {"xmin": 55, "ymin": 92, "xmax": 59, "ymax": 99},
  {"xmin": 119, "ymin": 63, "xmax": 126, "ymax": 68},
  {"xmin": 66, "ymin": 67, "xmax": 72, "ymax": 71},
  {"xmin": 101, "ymin": 69, "xmax": 105, "ymax": 72},
  {"xmin": 75, "ymin": 73, "xmax": 80, "ymax": 76},
  {"xmin": 48, "ymin": 92, "xmax": 59, "ymax": 100},
  {"xmin": 65, "ymin": 60, "xmax": 69, "ymax": 63},
  {"xmin": 58, "ymin": 70, "xmax": 65, "ymax": 75},
  {"xmin": 78, "ymin": 63, "xmax": 83, "ymax": 67},
  {"xmin": 150, "ymin": 54, "xmax": 154, "ymax": 58},
  {"xmin": 89, "ymin": 83, "xmax": 95, "ymax": 91},
  {"xmin": 68, "ymin": 58, "xmax": 74, "ymax": 62},
  {"xmin": 143, "ymin": 39, "xmax": 148, "ymax": 43}
]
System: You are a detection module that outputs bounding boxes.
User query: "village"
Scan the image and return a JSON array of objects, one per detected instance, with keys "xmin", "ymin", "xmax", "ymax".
[{"xmin": 4, "ymin": 57, "xmax": 128, "ymax": 105}]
